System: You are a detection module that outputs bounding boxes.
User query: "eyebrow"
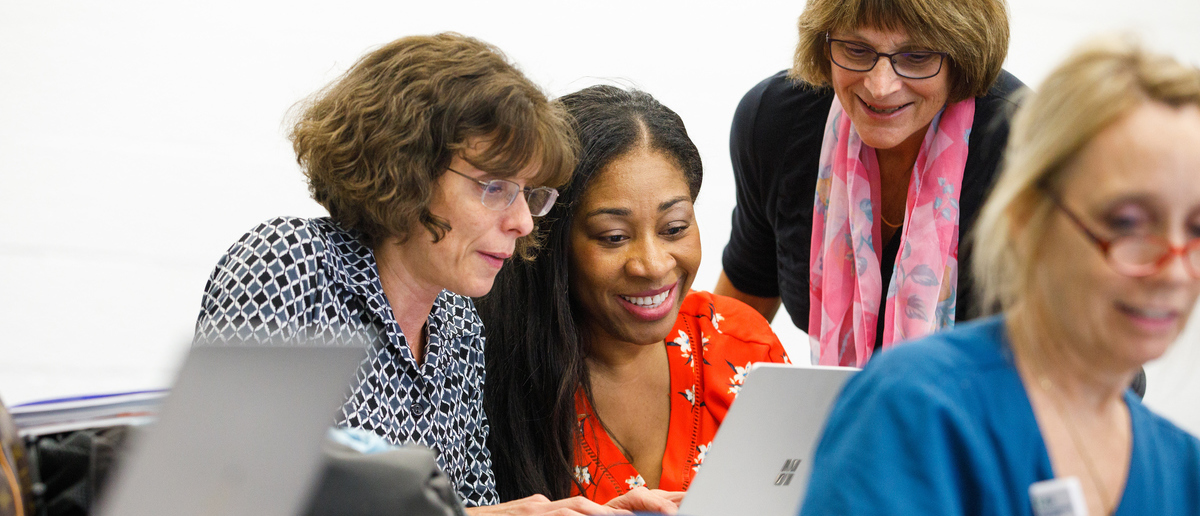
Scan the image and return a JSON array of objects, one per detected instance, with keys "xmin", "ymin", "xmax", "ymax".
[
  {"xmin": 659, "ymin": 196, "xmax": 690, "ymax": 211},
  {"xmin": 1094, "ymin": 193, "xmax": 1161, "ymax": 213},
  {"xmin": 1094, "ymin": 193, "xmax": 1200, "ymax": 221},
  {"xmin": 839, "ymin": 33, "xmax": 926, "ymax": 52},
  {"xmin": 582, "ymin": 196, "xmax": 692, "ymax": 219}
]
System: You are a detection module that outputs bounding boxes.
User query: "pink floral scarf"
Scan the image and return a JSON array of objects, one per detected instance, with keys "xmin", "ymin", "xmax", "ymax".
[{"xmin": 808, "ymin": 96, "xmax": 974, "ymax": 367}]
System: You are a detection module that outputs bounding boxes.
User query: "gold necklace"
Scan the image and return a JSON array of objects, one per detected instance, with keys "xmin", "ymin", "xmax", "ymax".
[
  {"xmin": 880, "ymin": 211, "xmax": 903, "ymax": 228},
  {"xmin": 1037, "ymin": 375, "xmax": 1115, "ymax": 516}
]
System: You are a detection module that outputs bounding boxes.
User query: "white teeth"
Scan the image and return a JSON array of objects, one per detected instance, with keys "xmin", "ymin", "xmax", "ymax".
[{"xmin": 622, "ymin": 290, "xmax": 669, "ymax": 308}]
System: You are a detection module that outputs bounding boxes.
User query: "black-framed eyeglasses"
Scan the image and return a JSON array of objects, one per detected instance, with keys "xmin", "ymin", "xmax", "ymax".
[
  {"xmin": 446, "ymin": 167, "xmax": 559, "ymax": 217},
  {"xmin": 1046, "ymin": 192, "xmax": 1200, "ymax": 279},
  {"xmin": 826, "ymin": 33, "xmax": 948, "ymax": 80}
]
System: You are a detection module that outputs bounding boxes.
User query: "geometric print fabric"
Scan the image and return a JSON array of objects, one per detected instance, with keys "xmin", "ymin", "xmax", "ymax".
[{"xmin": 194, "ymin": 217, "xmax": 498, "ymax": 506}]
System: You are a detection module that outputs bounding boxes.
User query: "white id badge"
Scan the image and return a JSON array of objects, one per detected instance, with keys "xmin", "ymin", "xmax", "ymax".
[{"xmin": 1029, "ymin": 477, "xmax": 1089, "ymax": 516}]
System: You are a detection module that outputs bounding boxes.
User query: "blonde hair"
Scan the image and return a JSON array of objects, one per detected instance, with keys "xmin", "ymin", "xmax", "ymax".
[
  {"xmin": 971, "ymin": 34, "xmax": 1200, "ymax": 316},
  {"xmin": 790, "ymin": 0, "xmax": 1009, "ymax": 102}
]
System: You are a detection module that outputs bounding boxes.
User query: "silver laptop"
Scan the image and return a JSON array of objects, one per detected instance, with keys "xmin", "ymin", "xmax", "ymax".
[
  {"xmin": 96, "ymin": 344, "xmax": 366, "ymax": 516},
  {"xmin": 679, "ymin": 363, "xmax": 857, "ymax": 516}
]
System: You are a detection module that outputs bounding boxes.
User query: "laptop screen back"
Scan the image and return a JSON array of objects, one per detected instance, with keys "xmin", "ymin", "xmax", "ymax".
[
  {"xmin": 679, "ymin": 363, "xmax": 856, "ymax": 516},
  {"xmin": 96, "ymin": 345, "xmax": 365, "ymax": 516}
]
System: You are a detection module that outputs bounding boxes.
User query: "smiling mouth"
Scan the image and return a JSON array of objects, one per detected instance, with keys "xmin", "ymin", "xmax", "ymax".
[
  {"xmin": 621, "ymin": 290, "xmax": 670, "ymax": 309},
  {"xmin": 617, "ymin": 283, "xmax": 680, "ymax": 322},
  {"xmin": 862, "ymin": 98, "xmax": 908, "ymax": 115},
  {"xmin": 1116, "ymin": 301, "xmax": 1177, "ymax": 321}
]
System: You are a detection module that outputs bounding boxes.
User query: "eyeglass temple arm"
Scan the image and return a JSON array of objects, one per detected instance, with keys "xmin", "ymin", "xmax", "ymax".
[
  {"xmin": 445, "ymin": 167, "xmax": 487, "ymax": 187},
  {"xmin": 1045, "ymin": 190, "xmax": 1112, "ymax": 254}
]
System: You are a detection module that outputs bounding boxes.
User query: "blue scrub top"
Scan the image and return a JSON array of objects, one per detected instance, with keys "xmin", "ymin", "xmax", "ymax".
[{"xmin": 799, "ymin": 316, "xmax": 1200, "ymax": 516}]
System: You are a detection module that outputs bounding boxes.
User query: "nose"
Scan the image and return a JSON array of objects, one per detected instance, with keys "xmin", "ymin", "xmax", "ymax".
[
  {"xmin": 625, "ymin": 236, "xmax": 675, "ymax": 280},
  {"xmin": 864, "ymin": 58, "xmax": 904, "ymax": 99},
  {"xmin": 502, "ymin": 193, "xmax": 535, "ymax": 237}
]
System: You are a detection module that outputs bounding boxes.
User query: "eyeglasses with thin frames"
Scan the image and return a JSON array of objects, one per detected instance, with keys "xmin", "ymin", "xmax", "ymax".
[
  {"xmin": 1046, "ymin": 192, "xmax": 1200, "ymax": 279},
  {"xmin": 446, "ymin": 167, "xmax": 559, "ymax": 217},
  {"xmin": 826, "ymin": 33, "xmax": 948, "ymax": 80}
]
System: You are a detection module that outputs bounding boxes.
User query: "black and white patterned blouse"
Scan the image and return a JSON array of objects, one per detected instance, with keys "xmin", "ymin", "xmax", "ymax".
[{"xmin": 194, "ymin": 217, "xmax": 498, "ymax": 506}]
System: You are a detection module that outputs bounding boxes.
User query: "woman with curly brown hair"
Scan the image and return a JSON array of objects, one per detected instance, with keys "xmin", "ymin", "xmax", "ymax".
[{"xmin": 193, "ymin": 33, "xmax": 675, "ymax": 515}]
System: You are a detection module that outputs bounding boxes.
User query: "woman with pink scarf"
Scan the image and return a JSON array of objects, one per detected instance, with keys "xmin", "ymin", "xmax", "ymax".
[{"xmin": 716, "ymin": 0, "xmax": 1022, "ymax": 366}]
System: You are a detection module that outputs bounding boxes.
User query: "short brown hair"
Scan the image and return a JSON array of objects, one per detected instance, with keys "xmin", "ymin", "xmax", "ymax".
[
  {"xmin": 290, "ymin": 33, "xmax": 576, "ymax": 251},
  {"xmin": 790, "ymin": 0, "xmax": 1009, "ymax": 102},
  {"xmin": 972, "ymin": 34, "xmax": 1200, "ymax": 316}
]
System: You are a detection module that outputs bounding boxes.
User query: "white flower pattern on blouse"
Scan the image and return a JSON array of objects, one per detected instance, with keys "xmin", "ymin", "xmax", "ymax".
[
  {"xmin": 727, "ymin": 360, "xmax": 752, "ymax": 395},
  {"xmin": 626, "ymin": 475, "xmax": 646, "ymax": 490},
  {"xmin": 680, "ymin": 387, "xmax": 695, "ymax": 405},
  {"xmin": 693, "ymin": 442, "xmax": 712, "ymax": 473},
  {"xmin": 711, "ymin": 312, "xmax": 725, "ymax": 333},
  {"xmin": 668, "ymin": 329, "xmax": 692, "ymax": 364},
  {"xmin": 574, "ymin": 465, "xmax": 591, "ymax": 485}
]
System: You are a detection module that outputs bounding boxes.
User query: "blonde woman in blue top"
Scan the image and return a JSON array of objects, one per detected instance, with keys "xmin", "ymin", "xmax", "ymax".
[{"xmin": 800, "ymin": 35, "xmax": 1200, "ymax": 516}]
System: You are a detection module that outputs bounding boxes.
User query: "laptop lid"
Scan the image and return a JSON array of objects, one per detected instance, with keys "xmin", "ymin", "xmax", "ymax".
[
  {"xmin": 679, "ymin": 363, "xmax": 856, "ymax": 516},
  {"xmin": 96, "ymin": 344, "xmax": 365, "ymax": 516}
]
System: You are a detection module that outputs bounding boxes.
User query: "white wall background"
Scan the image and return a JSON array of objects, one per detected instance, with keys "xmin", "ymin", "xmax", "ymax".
[{"xmin": 2, "ymin": 1, "xmax": 1198, "ymax": 431}]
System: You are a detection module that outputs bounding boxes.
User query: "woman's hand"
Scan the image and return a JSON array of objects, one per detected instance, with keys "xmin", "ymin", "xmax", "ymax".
[
  {"xmin": 463, "ymin": 488, "xmax": 683, "ymax": 516},
  {"xmin": 605, "ymin": 487, "xmax": 683, "ymax": 514},
  {"xmin": 464, "ymin": 494, "xmax": 633, "ymax": 516}
]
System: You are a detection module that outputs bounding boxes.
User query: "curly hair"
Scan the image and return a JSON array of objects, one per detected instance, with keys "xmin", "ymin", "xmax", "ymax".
[
  {"xmin": 290, "ymin": 33, "xmax": 576, "ymax": 253},
  {"xmin": 790, "ymin": 0, "xmax": 1009, "ymax": 103}
]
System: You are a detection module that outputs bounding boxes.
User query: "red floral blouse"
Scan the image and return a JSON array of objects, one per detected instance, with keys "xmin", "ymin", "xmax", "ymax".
[{"xmin": 569, "ymin": 290, "xmax": 789, "ymax": 503}]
